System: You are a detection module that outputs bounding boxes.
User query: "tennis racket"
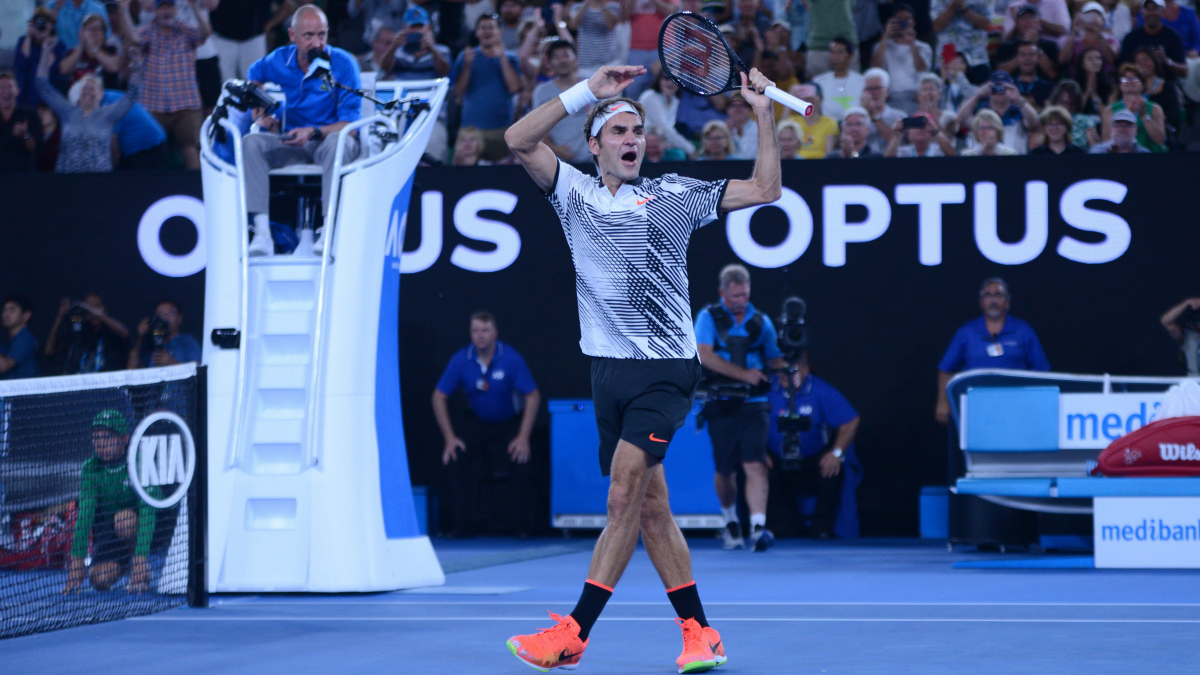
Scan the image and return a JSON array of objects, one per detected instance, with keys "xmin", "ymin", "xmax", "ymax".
[{"xmin": 657, "ymin": 12, "xmax": 813, "ymax": 117}]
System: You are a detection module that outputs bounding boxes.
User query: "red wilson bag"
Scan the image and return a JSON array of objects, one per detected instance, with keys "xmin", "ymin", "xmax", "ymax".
[{"xmin": 1092, "ymin": 416, "xmax": 1200, "ymax": 477}]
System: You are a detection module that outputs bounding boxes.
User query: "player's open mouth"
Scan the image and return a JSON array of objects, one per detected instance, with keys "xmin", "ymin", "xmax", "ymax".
[{"xmin": 621, "ymin": 151, "xmax": 637, "ymax": 164}]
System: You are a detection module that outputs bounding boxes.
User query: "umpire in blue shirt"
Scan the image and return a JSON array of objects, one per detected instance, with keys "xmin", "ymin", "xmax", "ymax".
[
  {"xmin": 432, "ymin": 311, "xmax": 540, "ymax": 538},
  {"xmin": 695, "ymin": 265, "xmax": 786, "ymax": 552},
  {"xmin": 242, "ymin": 5, "xmax": 362, "ymax": 257},
  {"xmin": 936, "ymin": 278, "xmax": 1051, "ymax": 425}
]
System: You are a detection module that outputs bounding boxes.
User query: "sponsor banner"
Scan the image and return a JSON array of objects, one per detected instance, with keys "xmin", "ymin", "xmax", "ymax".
[
  {"xmin": 1094, "ymin": 497, "xmax": 1200, "ymax": 568},
  {"xmin": 3, "ymin": 155, "xmax": 1198, "ymax": 536},
  {"xmin": 1059, "ymin": 394, "xmax": 1165, "ymax": 449}
]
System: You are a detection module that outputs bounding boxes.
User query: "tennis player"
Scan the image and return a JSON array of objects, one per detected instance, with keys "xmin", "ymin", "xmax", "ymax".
[{"xmin": 503, "ymin": 64, "xmax": 782, "ymax": 673}]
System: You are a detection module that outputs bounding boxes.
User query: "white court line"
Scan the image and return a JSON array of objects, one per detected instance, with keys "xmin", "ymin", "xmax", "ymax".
[
  {"xmin": 218, "ymin": 600, "xmax": 1200, "ymax": 607},
  {"xmin": 132, "ymin": 616, "xmax": 1200, "ymax": 623}
]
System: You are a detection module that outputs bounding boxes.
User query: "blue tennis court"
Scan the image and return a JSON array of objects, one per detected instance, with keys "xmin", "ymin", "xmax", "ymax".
[{"xmin": 6, "ymin": 538, "xmax": 1199, "ymax": 674}]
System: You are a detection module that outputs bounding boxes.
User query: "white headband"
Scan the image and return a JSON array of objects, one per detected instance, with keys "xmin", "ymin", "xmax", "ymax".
[{"xmin": 590, "ymin": 101, "xmax": 643, "ymax": 138}]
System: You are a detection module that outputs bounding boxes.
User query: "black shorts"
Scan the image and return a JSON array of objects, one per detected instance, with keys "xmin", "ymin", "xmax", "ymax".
[
  {"xmin": 591, "ymin": 357, "xmax": 701, "ymax": 477},
  {"xmin": 704, "ymin": 400, "xmax": 771, "ymax": 475},
  {"xmin": 91, "ymin": 508, "xmax": 134, "ymax": 564}
]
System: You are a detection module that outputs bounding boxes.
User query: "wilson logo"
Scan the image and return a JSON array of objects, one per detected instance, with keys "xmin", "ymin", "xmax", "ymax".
[{"xmin": 1159, "ymin": 443, "xmax": 1200, "ymax": 461}]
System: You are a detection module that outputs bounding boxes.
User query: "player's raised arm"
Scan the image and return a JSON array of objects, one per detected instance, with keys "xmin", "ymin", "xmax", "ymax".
[
  {"xmin": 720, "ymin": 70, "xmax": 783, "ymax": 213},
  {"xmin": 505, "ymin": 65, "xmax": 645, "ymax": 192}
]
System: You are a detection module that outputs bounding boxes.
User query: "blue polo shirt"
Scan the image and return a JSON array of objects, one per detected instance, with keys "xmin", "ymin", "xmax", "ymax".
[
  {"xmin": 436, "ymin": 341, "xmax": 537, "ymax": 423},
  {"xmin": 105, "ymin": 90, "xmax": 167, "ymax": 156},
  {"xmin": 247, "ymin": 45, "xmax": 362, "ymax": 132},
  {"xmin": 938, "ymin": 315, "xmax": 1051, "ymax": 373},
  {"xmin": 449, "ymin": 48, "xmax": 520, "ymax": 130},
  {"xmin": 767, "ymin": 374, "xmax": 857, "ymax": 458},
  {"xmin": 0, "ymin": 327, "xmax": 40, "ymax": 380}
]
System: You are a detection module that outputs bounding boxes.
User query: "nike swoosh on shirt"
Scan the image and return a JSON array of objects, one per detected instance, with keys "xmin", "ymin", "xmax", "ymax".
[
  {"xmin": 636, "ymin": 196, "xmax": 655, "ymax": 205},
  {"xmin": 649, "ymin": 433, "xmax": 669, "ymax": 443}
]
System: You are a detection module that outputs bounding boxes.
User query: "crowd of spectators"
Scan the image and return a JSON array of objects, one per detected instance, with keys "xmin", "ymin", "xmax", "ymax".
[
  {"xmin": 0, "ymin": 293, "xmax": 201, "ymax": 380},
  {"xmin": 1, "ymin": 0, "xmax": 1197, "ymax": 172}
]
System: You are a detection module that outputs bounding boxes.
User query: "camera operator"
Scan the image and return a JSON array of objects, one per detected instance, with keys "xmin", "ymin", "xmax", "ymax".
[
  {"xmin": 767, "ymin": 351, "xmax": 862, "ymax": 539},
  {"xmin": 44, "ymin": 293, "xmax": 129, "ymax": 374},
  {"xmin": 1160, "ymin": 297, "xmax": 1200, "ymax": 376},
  {"xmin": 127, "ymin": 299, "xmax": 201, "ymax": 369},
  {"xmin": 694, "ymin": 264, "xmax": 786, "ymax": 552},
  {"xmin": 241, "ymin": 5, "xmax": 361, "ymax": 257}
]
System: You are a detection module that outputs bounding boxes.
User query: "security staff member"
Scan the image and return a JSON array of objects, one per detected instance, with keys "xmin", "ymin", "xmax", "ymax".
[
  {"xmin": 767, "ymin": 353, "xmax": 862, "ymax": 540},
  {"xmin": 433, "ymin": 311, "xmax": 540, "ymax": 538},
  {"xmin": 935, "ymin": 277, "xmax": 1051, "ymax": 425},
  {"xmin": 695, "ymin": 264, "xmax": 785, "ymax": 552}
]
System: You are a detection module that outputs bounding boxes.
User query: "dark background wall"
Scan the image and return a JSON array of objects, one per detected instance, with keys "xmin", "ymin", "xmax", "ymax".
[{"xmin": 1, "ymin": 154, "xmax": 1193, "ymax": 535}]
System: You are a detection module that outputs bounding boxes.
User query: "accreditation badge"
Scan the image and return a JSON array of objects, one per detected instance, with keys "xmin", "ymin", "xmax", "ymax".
[
  {"xmin": 476, "ymin": 378, "xmax": 489, "ymax": 391},
  {"xmin": 987, "ymin": 343, "xmax": 1004, "ymax": 357}
]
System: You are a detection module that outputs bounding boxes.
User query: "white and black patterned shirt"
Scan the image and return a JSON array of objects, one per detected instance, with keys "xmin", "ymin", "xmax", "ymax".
[{"xmin": 546, "ymin": 160, "xmax": 729, "ymax": 360}]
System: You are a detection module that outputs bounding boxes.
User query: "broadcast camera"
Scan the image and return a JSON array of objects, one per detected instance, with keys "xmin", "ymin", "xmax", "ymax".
[{"xmin": 775, "ymin": 296, "xmax": 811, "ymax": 471}]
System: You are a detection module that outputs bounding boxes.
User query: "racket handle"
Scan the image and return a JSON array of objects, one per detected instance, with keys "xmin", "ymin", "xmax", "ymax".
[{"xmin": 764, "ymin": 86, "xmax": 813, "ymax": 117}]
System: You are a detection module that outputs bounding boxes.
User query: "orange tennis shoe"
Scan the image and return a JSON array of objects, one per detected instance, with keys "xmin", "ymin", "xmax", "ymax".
[
  {"xmin": 675, "ymin": 617, "xmax": 718, "ymax": 673},
  {"xmin": 704, "ymin": 625, "xmax": 727, "ymax": 668},
  {"xmin": 507, "ymin": 612, "xmax": 589, "ymax": 672}
]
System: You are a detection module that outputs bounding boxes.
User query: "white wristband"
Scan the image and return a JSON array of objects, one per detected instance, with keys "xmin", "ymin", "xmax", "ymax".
[{"xmin": 559, "ymin": 80, "xmax": 598, "ymax": 116}]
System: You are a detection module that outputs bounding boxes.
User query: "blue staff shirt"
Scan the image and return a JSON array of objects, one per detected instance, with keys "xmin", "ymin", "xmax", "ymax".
[
  {"xmin": 938, "ymin": 315, "xmax": 1051, "ymax": 373},
  {"xmin": 449, "ymin": 48, "xmax": 519, "ymax": 130},
  {"xmin": 139, "ymin": 333, "xmax": 203, "ymax": 367},
  {"xmin": 105, "ymin": 90, "xmax": 167, "ymax": 156},
  {"xmin": 247, "ymin": 46, "xmax": 362, "ymax": 132},
  {"xmin": 436, "ymin": 341, "xmax": 537, "ymax": 423},
  {"xmin": 0, "ymin": 327, "xmax": 40, "ymax": 380},
  {"xmin": 767, "ymin": 374, "xmax": 857, "ymax": 458}
]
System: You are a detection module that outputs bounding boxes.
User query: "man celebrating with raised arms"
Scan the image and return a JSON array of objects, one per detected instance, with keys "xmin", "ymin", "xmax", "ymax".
[{"xmin": 503, "ymin": 64, "xmax": 782, "ymax": 673}]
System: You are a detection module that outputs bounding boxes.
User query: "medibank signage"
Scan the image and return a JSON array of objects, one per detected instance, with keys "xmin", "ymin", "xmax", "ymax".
[
  {"xmin": 1094, "ymin": 497, "xmax": 1200, "ymax": 568},
  {"xmin": 1058, "ymin": 393, "xmax": 1164, "ymax": 449}
]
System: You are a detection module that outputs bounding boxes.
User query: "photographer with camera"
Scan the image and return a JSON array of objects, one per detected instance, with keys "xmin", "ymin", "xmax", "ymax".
[
  {"xmin": 241, "ymin": 5, "xmax": 362, "ymax": 257},
  {"xmin": 127, "ymin": 299, "xmax": 201, "ymax": 369},
  {"xmin": 869, "ymin": 4, "xmax": 932, "ymax": 114},
  {"xmin": 767, "ymin": 350, "xmax": 861, "ymax": 540},
  {"xmin": 44, "ymin": 293, "xmax": 129, "ymax": 375},
  {"xmin": 1160, "ymin": 298, "xmax": 1200, "ymax": 376},
  {"xmin": 694, "ymin": 264, "xmax": 786, "ymax": 552}
]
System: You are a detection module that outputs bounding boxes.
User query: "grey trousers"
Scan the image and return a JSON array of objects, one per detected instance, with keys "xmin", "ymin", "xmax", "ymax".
[{"xmin": 242, "ymin": 131, "xmax": 360, "ymax": 215}]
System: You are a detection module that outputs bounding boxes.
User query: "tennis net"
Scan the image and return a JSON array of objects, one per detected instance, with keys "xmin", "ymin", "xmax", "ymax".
[{"xmin": 0, "ymin": 364, "xmax": 206, "ymax": 639}]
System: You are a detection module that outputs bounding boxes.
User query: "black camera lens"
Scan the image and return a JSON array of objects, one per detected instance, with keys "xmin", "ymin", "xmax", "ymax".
[{"xmin": 32, "ymin": 17, "xmax": 49, "ymax": 30}]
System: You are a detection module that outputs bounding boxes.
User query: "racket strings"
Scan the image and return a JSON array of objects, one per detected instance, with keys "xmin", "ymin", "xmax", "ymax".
[{"xmin": 660, "ymin": 16, "xmax": 733, "ymax": 96}]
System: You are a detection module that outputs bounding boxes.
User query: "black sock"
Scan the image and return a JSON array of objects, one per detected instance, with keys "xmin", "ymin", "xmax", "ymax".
[
  {"xmin": 667, "ymin": 581, "xmax": 709, "ymax": 628},
  {"xmin": 569, "ymin": 580, "xmax": 612, "ymax": 641}
]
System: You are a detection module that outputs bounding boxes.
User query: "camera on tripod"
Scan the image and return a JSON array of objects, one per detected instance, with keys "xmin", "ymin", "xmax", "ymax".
[{"xmin": 775, "ymin": 296, "xmax": 812, "ymax": 471}]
